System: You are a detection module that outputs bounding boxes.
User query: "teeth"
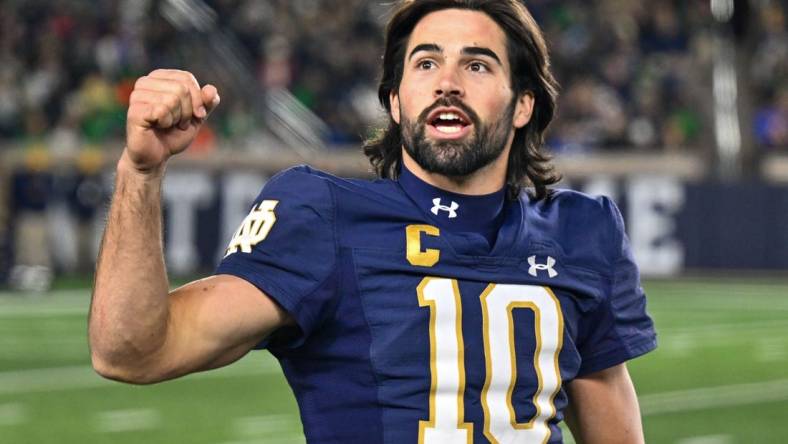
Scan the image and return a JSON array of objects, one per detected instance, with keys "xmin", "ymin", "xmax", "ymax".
[
  {"xmin": 435, "ymin": 125, "xmax": 461, "ymax": 134},
  {"xmin": 439, "ymin": 112, "xmax": 460, "ymax": 121}
]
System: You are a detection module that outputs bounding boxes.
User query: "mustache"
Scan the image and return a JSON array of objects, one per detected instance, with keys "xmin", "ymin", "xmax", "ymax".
[{"xmin": 417, "ymin": 96, "xmax": 480, "ymax": 127}]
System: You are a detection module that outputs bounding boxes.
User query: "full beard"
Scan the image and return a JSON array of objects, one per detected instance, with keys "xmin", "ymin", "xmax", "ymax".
[{"xmin": 401, "ymin": 96, "xmax": 517, "ymax": 178}]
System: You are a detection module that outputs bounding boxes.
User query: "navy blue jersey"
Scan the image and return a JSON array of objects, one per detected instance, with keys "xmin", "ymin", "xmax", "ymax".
[{"xmin": 217, "ymin": 165, "xmax": 656, "ymax": 444}]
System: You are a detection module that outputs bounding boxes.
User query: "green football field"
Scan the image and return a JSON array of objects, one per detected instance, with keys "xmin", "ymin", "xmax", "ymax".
[{"xmin": 1, "ymin": 278, "xmax": 787, "ymax": 443}]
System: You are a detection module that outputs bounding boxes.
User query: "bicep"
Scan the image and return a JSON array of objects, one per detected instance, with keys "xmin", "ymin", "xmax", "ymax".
[
  {"xmin": 565, "ymin": 363, "xmax": 645, "ymax": 444},
  {"xmin": 156, "ymin": 274, "xmax": 293, "ymax": 379}
]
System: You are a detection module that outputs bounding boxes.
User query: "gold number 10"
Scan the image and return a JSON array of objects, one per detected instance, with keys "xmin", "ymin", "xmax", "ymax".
[{"xmin": 417, "ymin": 278, "xmax": 564, "ymax": 444}]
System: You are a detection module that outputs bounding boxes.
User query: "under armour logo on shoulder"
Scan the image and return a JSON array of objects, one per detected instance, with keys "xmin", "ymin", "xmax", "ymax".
[
  {"xmin": 431, "ymin": 198, "xmax": 459, "ymax": 218},
  {"xmin": 528, "ymin": 255, "xmax": 558, "ymax": 278}
]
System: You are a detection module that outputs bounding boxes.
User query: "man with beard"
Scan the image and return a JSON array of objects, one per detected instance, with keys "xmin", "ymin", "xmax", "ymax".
[{"xmin": 90, "ymin": 1, "xmax": 655, "ymax": 443}]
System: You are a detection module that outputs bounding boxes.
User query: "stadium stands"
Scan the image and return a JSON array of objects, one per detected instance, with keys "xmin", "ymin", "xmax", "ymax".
[
  {"xmin": 0, "ymin": 0, "xmax": 784, "ymax": 151},
  {"xmin": 0, "ymin": 0, "xmax": 786, "ymax": 289}
]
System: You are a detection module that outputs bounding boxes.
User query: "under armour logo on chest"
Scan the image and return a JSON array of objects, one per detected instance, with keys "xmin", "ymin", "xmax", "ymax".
[
  {"xmin": 528, "ymin": 255, "xmax": 558, "ymax": 278},
  {"xmin": 431, "ymin": 198, "xmax": 459, "ymax": 218}
]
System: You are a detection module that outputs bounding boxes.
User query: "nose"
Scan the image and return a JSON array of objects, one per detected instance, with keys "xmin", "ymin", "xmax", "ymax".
[{"xmin": 434, "ymin": 68, "xmax": 464, "ymax": 98}]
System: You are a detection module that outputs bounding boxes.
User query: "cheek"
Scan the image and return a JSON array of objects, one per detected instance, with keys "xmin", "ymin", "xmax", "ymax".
[
  {"xmin": 466, "ymin": 81, "xmax": 515, "ymax": 119},
  {"xmin": 398, "ymin": 88, "xmax": 429, "ymax": 120},
  {"xmin": 479, "ymin": 94, "xmax": 514, "ymax": 121}
]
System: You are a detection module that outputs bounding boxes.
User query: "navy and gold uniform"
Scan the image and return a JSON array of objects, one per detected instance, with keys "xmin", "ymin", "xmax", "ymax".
[{"xmin": 217, "ymin": 165, "xmax": 656, "ymax": 443}]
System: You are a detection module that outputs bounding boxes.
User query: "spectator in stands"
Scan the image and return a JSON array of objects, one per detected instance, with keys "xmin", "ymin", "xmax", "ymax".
[
  {"xmin": 755, "ymin": 84, "xmax": 788, "ymax": 150},
  {"xmin": 751, "ymin": 1, "xmax": 787, "ymax": 150},
  {"xmin": 9, "ymin": 148, "xmax": 54, "ymax": 292}
]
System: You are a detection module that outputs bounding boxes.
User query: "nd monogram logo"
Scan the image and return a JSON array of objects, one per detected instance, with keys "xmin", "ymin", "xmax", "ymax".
[
  {"xmin": 528, "ymin": 255, "xmax": 558, "ymax": 278},
  {"xmin": 431, "ymin": 198, "xmax": 459, "ymax": 218},
  {"xmin": 225, "ymin": 200, "xmax": 279, "ymax": 256}
]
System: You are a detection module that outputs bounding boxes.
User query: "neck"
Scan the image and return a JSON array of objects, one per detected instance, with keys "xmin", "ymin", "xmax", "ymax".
[{"xmin": 401, "ymin": 148, "xmax": 509, "ymax": 195}]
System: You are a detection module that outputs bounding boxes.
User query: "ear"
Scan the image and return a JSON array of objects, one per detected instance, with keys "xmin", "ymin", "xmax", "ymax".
[
  {"xmin": 513, "ymin": 92, "xmax": 535, "ymax": 129},
  {"xmin": 390, "ymin": 90, "xmax": 401, "ymax": 124}
]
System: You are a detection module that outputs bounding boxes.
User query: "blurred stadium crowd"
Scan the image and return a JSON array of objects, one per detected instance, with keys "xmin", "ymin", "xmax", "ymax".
[
  {"xmin": 0, "ymin": 0, "xmax": 786, "ymax": 291},
  {"xmin": 0, "ymin": 0, "xmax": 785, "ymax": 152}
]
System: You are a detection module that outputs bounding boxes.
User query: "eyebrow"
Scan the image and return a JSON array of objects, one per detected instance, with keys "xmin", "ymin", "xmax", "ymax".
[
  {"xmin": 408, "ymin": 43, "xmax": 442, "ymax": 61},
  {"xmin": 462, "ymin": 46, "xmax": 503, "ymax": 66},
  {"xmin": 408, "ymin": 43, "xmax": 503, "ymax": 67}
]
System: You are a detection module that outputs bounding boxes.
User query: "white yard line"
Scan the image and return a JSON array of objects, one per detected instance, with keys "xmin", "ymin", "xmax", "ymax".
[
  {"xmin": 658, "ymin": 319, "xmax": 788, "ymax": 337},
  {"xmin": 233, "ymin": 414, "xmax": 302, "ymax": 438},
  {"xmin": 645, "ymin": 282, "xmax": 788, "ymax": 292},
  {"xmin": 0, "ymin": 358, "xmax": 280, "ymax": 396},
  {"xmin": 0, "ymin": 292, "xmax": 89, "ymax": 318},
  {"xmin": 676, "ymin": 435, "xmax": 733, "ymax": 444},
  {"xmin": 654, "ymin": 301, "xmax": 788, "ymax": 312},
  {"xmin": 754, "ymin": 338, "xmax": 788, "ymax": 363},
  {"xmin": 640, "ymin": 378, "xmax": 788, "ymax": 416},
  {"xmin": 0, "ymin": 290, "xmax": 89, "ymax": 304},
  {"xmin": 0, "ymin": 307, "xmax": 88, "ymax": 318},
  {"xmin": 656, "ymin": 321, "xmax": 788, "ymax": 352},
  {"xmin": 657, "ymin": 319, "xmax": 788, "ymax": 334},
  {"xmin": 3, "ymin": 360, "xmax": 788, "ymax": 421},
  {"xmin": 0, "ymin": 403, "xmax": 27, "ymax": 426},
  {"xmin": 95, "ymin": 408, "xmax": 161, "ymax": 433}
]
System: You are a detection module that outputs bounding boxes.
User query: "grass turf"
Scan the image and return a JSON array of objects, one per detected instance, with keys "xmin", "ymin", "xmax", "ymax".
[{"xmin": 1, "ymin": 278, "xmax": 786, "ymax": 443}]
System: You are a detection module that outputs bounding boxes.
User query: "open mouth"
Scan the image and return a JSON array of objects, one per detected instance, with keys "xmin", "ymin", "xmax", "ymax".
[{"xmin": 427, "ymin": 108, "xmax": 472, "ymax": 136}]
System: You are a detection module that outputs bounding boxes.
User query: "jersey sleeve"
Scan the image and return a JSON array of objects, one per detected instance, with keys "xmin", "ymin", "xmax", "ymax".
[
  {"xmin": 215, "ymin": 166, "xmax": 338, "ymax": 348},
  {"xmin": 575, "ymin": 197, "xmax": 657, "ymax": 377}
]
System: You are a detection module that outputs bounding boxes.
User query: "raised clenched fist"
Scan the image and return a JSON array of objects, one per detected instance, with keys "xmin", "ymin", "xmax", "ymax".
[{"xmin": 124, "ymin": 69, "xmax": 220, "ymax": 173}]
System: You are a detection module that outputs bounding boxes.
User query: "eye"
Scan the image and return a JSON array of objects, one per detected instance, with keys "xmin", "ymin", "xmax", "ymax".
[
  {"xmin": 417, "ymin": 59, "xmax": 436, "ymax": 70},
  {"xmin": 468, "ymin": 62, "xmax": 489, "ymax": 73}
]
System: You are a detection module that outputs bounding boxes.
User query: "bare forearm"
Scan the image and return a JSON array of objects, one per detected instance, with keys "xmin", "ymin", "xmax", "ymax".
[
  {"xmin": 565, "ymin": 364, "xmax": 645, "ymax": 444},
  {"xmin": 89, "ymin": 151, "xmax": 171, "ymax": 378}
]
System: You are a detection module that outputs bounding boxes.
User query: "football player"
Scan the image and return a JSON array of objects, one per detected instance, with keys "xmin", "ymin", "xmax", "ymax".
[{"xmin": 90, "ymin": 1, "xmax": 656, "ymax": 443}]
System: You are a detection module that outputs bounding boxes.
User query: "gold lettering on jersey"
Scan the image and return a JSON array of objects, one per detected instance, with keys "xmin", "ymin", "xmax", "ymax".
[
  {"xmin": 406, "ymin": 224, "xmax": 441, "ymax": 267},
  {"xmin": 225, "ymin": 200, "xmax": 279, "ymax": 256}
]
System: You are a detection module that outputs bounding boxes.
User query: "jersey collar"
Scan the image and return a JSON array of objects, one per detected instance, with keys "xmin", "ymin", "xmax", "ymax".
[{"xmin": 397, "ymin": 164, "xmax": 507, "ymax": 246}]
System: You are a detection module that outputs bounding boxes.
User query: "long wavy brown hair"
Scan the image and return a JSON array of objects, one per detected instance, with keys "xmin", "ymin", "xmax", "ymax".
[{"xmin": 363, "ymin": 0, "xmax": 561, "ymax": 200}]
